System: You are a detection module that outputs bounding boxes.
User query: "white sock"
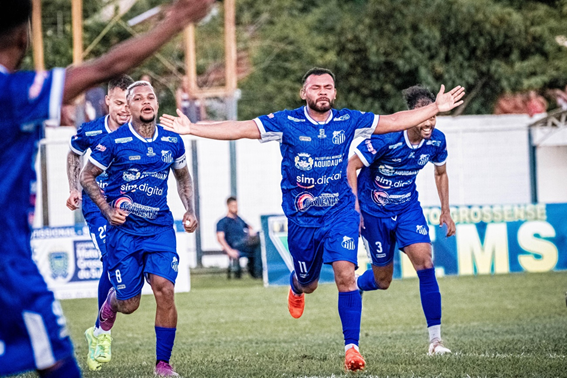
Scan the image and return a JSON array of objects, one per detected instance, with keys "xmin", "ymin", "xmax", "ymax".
[
  {"xmin": 93, "ymin": 326, "xmax": 111, "ymax": 337},
  {"xmin": 428, "ymin": 325, "xmax": 441, "ymax": 342},
  {"xmin": 345, "ymin": 343, "xmax": 359, "ymax": 353}
]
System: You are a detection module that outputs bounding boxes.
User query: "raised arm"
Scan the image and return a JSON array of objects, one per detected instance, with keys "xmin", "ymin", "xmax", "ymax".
[
  {"xmin": 80, "ymin": 161, "xmax": 127, "ymax": 226},
  {"xmin": 172, "ymin": 165, "xmax": 198, "ymax": 233},
  {"xmin": 347, "ymin": 154, "xmax": 366, "ymax": 231},
  {"xmin": 375, "ymin": 85, "xmax": 465, "ymax": 134},
  {"xmin": 63, "ymin": 0, "xmax": 214, "ymax": 104},
  {"xmin": 66, "ymin": 150, "xmax": 82, "ymax": 210},
  {"xmin": 434, "ymin": 163, "xmax": 455, "ymax": 237},
  {"xmin": 160, "ymin": 109, "xmax": 261, "ymax": 140}
]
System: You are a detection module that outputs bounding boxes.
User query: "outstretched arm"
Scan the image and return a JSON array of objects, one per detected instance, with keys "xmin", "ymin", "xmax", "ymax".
[
  {"xmin": 347, "ymin": 154, "xmax": 366, "ymax": 231},
  {"xmin": 66, "ymin": 150, "xmax": 82, "ymax": 210},
  {"xmin": 160, "ymin": 109, "xmax": 260, "ymax": 140},
  {"xmin": 63, "ymin": 0, "xmax": 214, "ymax": 104},
  {"xmin": 434, "ymin": 163, "xmax": 456, "ymax": 237},
  {"xmin": 172, "ymin": 165, "xmax": 198, "ymax": 233},
  {"xmin": 375, "ymin": 85, "xmax": 465, "ymax": 134}
]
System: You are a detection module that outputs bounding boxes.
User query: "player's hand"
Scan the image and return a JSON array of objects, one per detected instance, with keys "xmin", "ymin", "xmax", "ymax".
[
  {"xmin": 104, "ymin": 208, "xmax": 128, "ymax": 226},
  {"xmin": 160, "ymin": 109, "xmax": 192, "ymax": 135},
  {"xmin": 183, "ymin": 211, "xmax": 198, "ymax": 233},
  {"xmin": 166, "ymin": 0, "xmax": 215, "ymax": 26},
  {"xmin": 439, "ymin": 211, "xmax": 456, "ymax": 237},
  {"xmin": 435, "ymin": 85, "xmax": 465, "ymax": 113},
  {"xmin": 66, "ymin": 189, "xmax": 82, "ymax": 211}
]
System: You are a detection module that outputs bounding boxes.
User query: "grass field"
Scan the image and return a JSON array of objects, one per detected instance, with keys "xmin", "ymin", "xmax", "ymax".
[{"xmin": 14, "ymin": 271, "xmax": 567, "ymax": 377}]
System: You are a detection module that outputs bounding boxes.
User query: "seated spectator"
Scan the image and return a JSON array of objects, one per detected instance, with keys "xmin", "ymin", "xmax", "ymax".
[{"xmin": 216, "ymin": 197, "xmax": 262, "ymax": 279}]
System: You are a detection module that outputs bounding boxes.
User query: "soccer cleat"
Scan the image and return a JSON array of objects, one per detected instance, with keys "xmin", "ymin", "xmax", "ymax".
[
  {"xmin": 84, "ymin": 327, "xmax": 102, "ymax": 371},
  {"xmin": 154, "ymin": 361, "xmax": 180, "ymax": 377},
  {"xmin": 287, "ymin": 288, "xmax": 305, "ymax": 319},
  {"xmin": 94, "ymin": 333, "xmax": 112, "ymax": 363},
  {"xmin": 344, "ymin": 346, "xmax": 365, "ymax": 372},
  {"xmin": 428, "ymin": 338, "xmax": 451, "ymax": 355},
  {"xmin": 99, "ymin": 287, "xmax": 117, "ymax": 331}
]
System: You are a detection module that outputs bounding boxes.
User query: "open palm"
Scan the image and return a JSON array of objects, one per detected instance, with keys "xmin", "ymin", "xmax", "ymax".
[
  {"xmin": 436, "ymin": 85, "xmax": 465, "ymax": 112},
  {"xmin": 160, "ymin": 109, "xmax": 192, "ymax": 135}
]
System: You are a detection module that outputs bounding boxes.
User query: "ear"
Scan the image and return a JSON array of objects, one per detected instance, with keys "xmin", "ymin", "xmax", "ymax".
[
  {"xmin": 105, "ymin": 95, "xmax": 111, "ymax": 107},
  {"xmin": 300, "ymin": 87, "xmax": 306, "ymax": 100}
]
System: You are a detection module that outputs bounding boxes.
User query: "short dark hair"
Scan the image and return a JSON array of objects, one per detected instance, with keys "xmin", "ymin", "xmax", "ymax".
[
  {"xmin": 108, "ymin": 75, "xmax": 134, "ymax": 93},
  {"xmin": 302, "ymin": 67, "xmax": 336, "ymax": 86},
  {"xmin": 0, "ymin": 0, "xmax": 32, "ymax": 35},
  {"xmin": 402, "ymin": 85, "xmax": 436, "ymax": 110},
  {"xmin": 227, "ymin": 196, "xmax": 237, "ymax": 205},
  {"xmin": 125, "ymin": 80, "xmax": 155, "ymax": 101}
]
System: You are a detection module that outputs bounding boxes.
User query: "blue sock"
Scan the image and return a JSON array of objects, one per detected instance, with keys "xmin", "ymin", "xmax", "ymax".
[
  {"xmin": 289, "ymin": 271, "xmax": 302, "ymax": 295},
  {"xmin": 357, "ymin": 269, "xmax": 380, "ymax": 291},
  {"xmin": 95, "ymin": 258, "xmax": 112, "ymax": 328},
  {"xmin": 417, "ymin": 267, "xmax": 441, "ymax": 327},
  {"xmin": 338, "ymin": 290, "xmax": 362, "ymax": 346},
  {"xmin": 39, "ymin": 357, "xmax": 81, "ymax": 378},
  {"xmin": 155, "ymin": 326, "xmax": 176, "ymax": 363}
]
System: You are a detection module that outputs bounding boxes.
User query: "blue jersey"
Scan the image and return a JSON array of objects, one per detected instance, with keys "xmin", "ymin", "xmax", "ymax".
[
  {"xmin": 0, "ymin": 66, "xmax": 65, "ymax": 259},
  {"xmin": 254, "ymin": 106, "xmax": 378, "ymax": 227},
  {"xmin": 89, "ymin": 123, "xmax": 186, "ymax": 235},
  {"xmin": 355, "ymin": 129, "xmax": 448, "ymax": 217},
  {"xmin": 69, "ymin": 115, "xmax": 115, "ymax": 215}
]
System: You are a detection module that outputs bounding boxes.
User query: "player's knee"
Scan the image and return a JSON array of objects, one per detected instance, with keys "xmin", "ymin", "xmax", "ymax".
[
  {"xmin": 301, "ymin": 281, "xmax": 318, "ymax": 294},
  {"xmin": 376, "ymin": 276, "xmax": 392, "ymax": 290},
  {"xmin": 118, "ymin": 297, "xmax": 140, "ymax": 314}
]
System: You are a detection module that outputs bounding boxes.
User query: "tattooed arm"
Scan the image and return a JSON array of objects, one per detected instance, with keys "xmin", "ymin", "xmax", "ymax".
[
  {"xmin": 66, "ymin": 151, "xmax": 83, "ymax": 210},
  {"xmin": 172, "ymin": 165, "xmax": 198, "ymax": 233}
]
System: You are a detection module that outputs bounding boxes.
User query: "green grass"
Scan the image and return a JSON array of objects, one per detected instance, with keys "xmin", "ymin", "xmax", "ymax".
[{"xmin": 14, "ymin": 272, "xmax": 567, "ymax": 377}]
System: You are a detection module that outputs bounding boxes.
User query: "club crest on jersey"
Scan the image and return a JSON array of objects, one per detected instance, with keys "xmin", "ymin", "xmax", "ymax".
[
  {"xmin": 147, "ymin": 147, "xmax": 156, "ymax": 157},
  {"xmin": 341, "ymin": 236, "xmax": 356, "ymax": 250},
  {"xmin": 416, "ymin": 225, "xmax": 428, "ymax": 235},
  {"xmin": 418, "ymin": 154, "xmax": 430, "ymax": 165},
  {"xmin": 332, "ymin": 130, "xmax": 345, "ymax": 145},
  {"xmin": 171, "ymin": 256, "xmax": 179, "ymax": 272},
  {"xmin": 161, "ymin": 150, "xmax": 173, "ymax": 164},
  {"xmin": 295, "ymin": 153, "xmax": 313, "ymax": 171}
]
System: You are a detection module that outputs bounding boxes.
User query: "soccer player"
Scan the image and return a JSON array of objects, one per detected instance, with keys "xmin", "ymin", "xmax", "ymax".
[
  {"xmin": 66, "ymin": 75, "xmax": 134, "ymax": 371},
  {"xmin": 160, "ymin": 68, "xmax": 464, "ymax": 371},
  {"xmin": 0, "ymin": 1, "xmax": 214, "ymax": 376},
  {"xmin": 81, "ymin": 81, "xmax": 198, "ymax": 377},
  {"xmin": 347, "ymin": 85, "xmax": 456, "ymax": 355}
]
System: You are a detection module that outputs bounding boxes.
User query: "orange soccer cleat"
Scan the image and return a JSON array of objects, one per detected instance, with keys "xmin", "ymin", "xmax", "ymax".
[
  {"xmin": 287, "ymin": 288, "xmax": 305, "ymax": 319},
  {"xmin": 344, "ymin": 346, "xmax": 365, "ymax": 372}
]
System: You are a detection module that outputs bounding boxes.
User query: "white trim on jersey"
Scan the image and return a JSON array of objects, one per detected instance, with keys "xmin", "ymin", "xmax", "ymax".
[
  {"xmin": 0, "ymin": 64, "xmax": 8, "ymax": 73},
  {"xmin": 403, "ymin": 130, "xmax": 425, "ymax": 150},
  {"xmin": 355, "ymin": 114, "xmax": 380, "ymax": 139},
  {"xmin": 22, "ymin": 311, "xmax": 56, "ymax": 370},
  {"xmin": 68, "ymin": 138, "xmax": 86, "ymax": 156},
  {"xmin": 129, "ymin": 122, "xmax": 159, "ymax": 143},
  {"xmin": 104, "ymin": 115, "xmax": 111, "ymax": 134},
  {"xmin": 48, "ymin": 68, "xmax": 65, "ymax": 126},
  {"xmin": 355, "ymin": 148, "xmax": 371, "ymax": 167},
  {"xmin": 254, "ymin": 118, "xmax": 283, "ymax": 143},
  {"xmin": 89, "ymin": 155, "xmax": 108, "ymax": 171},
  {"xmin": 432, "ymin": 159, "xmax": 447, "ymax": 166},
  {"xmin": 303, "ymin": 106, "xmax": 333, "ymax": 125}
]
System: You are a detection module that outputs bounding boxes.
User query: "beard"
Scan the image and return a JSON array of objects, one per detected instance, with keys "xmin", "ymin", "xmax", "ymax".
[
  {"xmin": 306, "ymin": 97, "xmax": 334, "ymax": 113},
  {"xmin": 140, "ymin": 113, "xmax": 156, "ymax": 123}
]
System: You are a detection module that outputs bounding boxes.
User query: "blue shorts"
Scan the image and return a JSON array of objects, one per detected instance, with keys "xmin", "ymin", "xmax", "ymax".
[
  {"xmin": 83, "ymin": 207, "xmax": 108, "ymax": 257},
  {"xmin": 361, "ymin": 203, "xmax": 430, "ymax": 267},
  {"xmin": 106, "ymin": 227, "xmax": 179, "ymax": 300},
  {"xmin": 0, "ymin": 256, "xmax": 75, "ymax": 375},
  {"xmin": 288, "ymin": 209, "xmax": 360, "ymax": 285}
]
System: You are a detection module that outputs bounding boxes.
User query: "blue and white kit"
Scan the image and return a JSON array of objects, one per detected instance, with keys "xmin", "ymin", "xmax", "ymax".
[
  {"xmin": 254, "ymin": 106, "xmax": 378, "ymax": 284},
  {"xmin": 354, "ymin": 129, "xmax": 448, "ymax": 265},
  {"xmin": 0, "ymin": 65, "xmax": 75, "ymax": 375}
]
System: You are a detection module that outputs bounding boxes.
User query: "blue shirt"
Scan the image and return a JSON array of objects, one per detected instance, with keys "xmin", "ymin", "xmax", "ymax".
[
  {"xmin": 89, "ymin": 123, "xmax": 187, "ymax": 235},
  {"xmin": 69, "ymin": 115, "xmax": 117, "ymax": 215},
  {"xmin": 0, "ymin": 65, "xmax": 65, "ymax": 259},
  {"xmin": 254, "ymin": 106, "xmax": 379, "ymax": 227},
  {"xmin": 216, "ymin": 215, "xmax": 249, "ymax": 249},
  {"xmin": 355, "ymin": 129, "xmax": 448, "ymax": 217}
]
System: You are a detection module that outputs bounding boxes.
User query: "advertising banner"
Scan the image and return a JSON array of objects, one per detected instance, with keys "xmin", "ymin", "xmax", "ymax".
[{"xmin": 261, "ymin": 203, "xmax": 567, "ymax": 286}]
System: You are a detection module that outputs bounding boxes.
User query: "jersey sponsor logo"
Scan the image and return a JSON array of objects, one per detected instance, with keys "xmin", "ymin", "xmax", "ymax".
[
  {"xmin": 299, "ymin": 136, "xmax": 311, "ymax": 142},
  {"xmin": 129, "ymin": 155, "xmax": 141, "ymax": 161},
  {"xmin": 374, "ymin": 175, "xmax": 414, "ymax": 189},
  {"xmin": 287, "ymin": 115, "xmax": 305, "ymax": 122},
  {"xmin": 161, "ymin": 136, "xmax": 178, "ymax": 143},
  {"xmin": 120, "ymin": 182, "xmax": 164, "ymax": 197},
  {"xmin": 113, "ymin": 195, "xmax": 160, "ymax": 219},
  {"xmin": 95, "ymin": 144, "xmax": 106, "ymax": 152},
  {"xmin": 378, "ymin": 164, "xmax": 419, "ymax": 177},
  {"xmin": 333, "ymin": 114, "xmax": 350, "ymax": 121},
  {"xmin": 115, "ymin": 137, "xmax": 133, "ymax": 144},
  {"xmin": 123, "ymin": 168, "xmax": 141, "ymax": 182},
  {"xmin": 332, "ymin": 130, "xmax": 346, "ymax": 145},
  {"xmin": 392, "ymin": 158, "xmax": 402, "ymax": 162},
  {"xmin": 389, "ymin": 142, "xmax": 403, "ymax": 150},
  {"xmin": 295, "ymin": 153, "xmax": 314, "ymax": 171},
  {"xmin": 296, "ymin": 172, "xmax": 342, "ymax": 189},
  {"xmin": 86, "ymin": 130, "xmax": 103, "ymax": 137},
  {"xmin": 171, "ymin": 256, "xmax": 179, "ymax": 272},
  {"xmin": 147, "ymin": 147, "xmax": 156, "ymax": 157},
  {"xmin": 314, "ymin": 155, "xmax": 343, "ymax": 168},
  {"xmin": 409, "ymin": 152, "xmax": 416, "ymax": 158},
  {"xmin": 371, "ymin": 190, "xmax": 412, "ymax": 206},
  {"xmin": 318, "ymin": 129, "xmax": 326, "ymax": 139},
  {"xmin": 341, "ymin": 236, "xmax": 356, "ymax": 250},
  {"xmin": 416, "ymin": 225, "xmax": 428, "ymax": 235},
  {"xmin": 295, "ymin": 192, "xmax": 339, "ymax": 212},
  {"xmin": 161, "ymin": 150, "xmax": 173, "ymax": 164},
  {"xmin": 365, "ymin": 139, "xmax": 377, "ymax": 154},
  {"xmin": 426, "ymin": 139, "xmax": 442, "ymax": 146},
  {"xmin": 142, "ymin": 171, "xmax": 168, "ymax": 180},
  {"xmin": 418, "ymin": 154, "xmax": 430, "ymax": 165},
  {"xmin": 28, "ymin": 72, "xmax": 47, "ymax": 100}
]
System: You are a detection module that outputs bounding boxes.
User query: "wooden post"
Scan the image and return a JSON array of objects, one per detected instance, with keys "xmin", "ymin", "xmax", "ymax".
[
  {"xmin": 72, "ymin": 0, "xmax": 83, "ymax": 65},
  {"xmin": 224, "ymin": 0, "xmax": 237, "ymax": 93},
  {"xmin": 31, "ymin": 0, "xmax": 44, "ymax": 71},
  {"xmin": 184, "ymin": 24, "xmax": 197, "ymax": 93}
]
